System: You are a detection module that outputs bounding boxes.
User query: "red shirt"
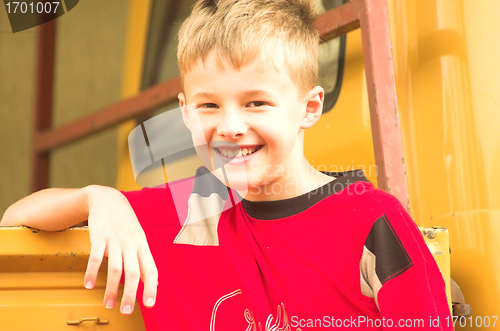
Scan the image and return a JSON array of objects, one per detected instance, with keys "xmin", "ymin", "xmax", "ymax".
[{"xmin": 122, "ymin": 168, "xmax": 452, "ymax": 330}]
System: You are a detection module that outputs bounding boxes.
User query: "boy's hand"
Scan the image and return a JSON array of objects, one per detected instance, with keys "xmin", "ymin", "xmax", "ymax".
[{"xmin": 82, "ymin": 185, "xmax": 158, "ymax": 315}]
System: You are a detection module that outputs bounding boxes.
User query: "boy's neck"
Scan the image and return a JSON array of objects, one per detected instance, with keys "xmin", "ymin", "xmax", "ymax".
[{"xmin": 239, "ymin": 159, "xmax": 336, "ymax": 202}]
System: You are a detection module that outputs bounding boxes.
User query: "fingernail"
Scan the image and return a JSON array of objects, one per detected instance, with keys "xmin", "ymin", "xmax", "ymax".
[
  {"xmin": 122, "ymin": 305, "xmax": 132, "ymax": 314},
  {"xmin": 146, "ymin": 297, "xmax": 155, "ymax": 307},
  {"xmin": 85, "ymin": 281, "xmax": 93, "ymax": 289},
  {"xmin": 105, "ymin": 300, "xmax": 114, "ymax": 309}
]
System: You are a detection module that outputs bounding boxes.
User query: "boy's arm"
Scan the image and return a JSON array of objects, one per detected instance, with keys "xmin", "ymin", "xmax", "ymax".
[
  {"xmin": 0, "ymin": 185, "xmax": 158, "ymax": 315},
  {"xmin": 361, "ymin": 191, "xmax": 453, "ymax": 330},
  {"xmin": 1, "ymin": 187, "xmax": 90, "ymax": 230},
  {"xmin": 373, "ymin": 219, "xmax": 453, "ymax": 330}
]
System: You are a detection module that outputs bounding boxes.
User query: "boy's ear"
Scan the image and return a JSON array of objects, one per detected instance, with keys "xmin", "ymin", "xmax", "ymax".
[
  {"xmin": 178, "ymin": 92, "xmax": 192, "ymax": 131},
  {"xmin": 300, "ymin": 86, "xmax": 325, "ymax": 129}
]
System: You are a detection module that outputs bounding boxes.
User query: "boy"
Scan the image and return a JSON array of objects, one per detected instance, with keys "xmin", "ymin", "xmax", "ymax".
[{"xmin": 1, "ymin": 0, "xmax": 452, "ymax": 330}]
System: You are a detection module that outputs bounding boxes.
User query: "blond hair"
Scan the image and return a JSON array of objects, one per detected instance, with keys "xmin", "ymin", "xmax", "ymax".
[{"xmin": 177, "ymin": 0, "xmax": 320, "ymax": 97}]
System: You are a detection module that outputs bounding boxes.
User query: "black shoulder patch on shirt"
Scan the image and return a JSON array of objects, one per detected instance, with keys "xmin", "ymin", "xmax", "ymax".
[{"xmin": 364, "ymin": 215, "xmax": 413, "ymax": 284}]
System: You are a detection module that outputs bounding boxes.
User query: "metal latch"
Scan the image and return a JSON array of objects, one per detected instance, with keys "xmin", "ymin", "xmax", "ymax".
[{"xmin": 67, "ymin": 317, "xmax": 109, "ymax": 325}]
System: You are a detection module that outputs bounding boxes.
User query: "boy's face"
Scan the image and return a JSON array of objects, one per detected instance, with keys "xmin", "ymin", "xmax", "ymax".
[{"xmin": 179, "ymin": 51, "xmax": 324, "ymax": 197}]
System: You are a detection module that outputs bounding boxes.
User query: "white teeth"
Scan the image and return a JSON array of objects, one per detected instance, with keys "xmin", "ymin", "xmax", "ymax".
[{"xmin": 217, "ymin": 146, "xmax": 260, "ymax": 158}]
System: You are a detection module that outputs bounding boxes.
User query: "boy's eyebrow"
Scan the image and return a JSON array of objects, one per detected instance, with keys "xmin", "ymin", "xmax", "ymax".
[
  {"xmin": 192, "ymin": 92, "xmax": 215, "ymax": 99},
  {"xmin": 192, "ymin": 90, "xmax": 276, "ymax": 99},
  {"xmin": 242, "ymin": 90, "xmax": 276, "ymax": 99}
]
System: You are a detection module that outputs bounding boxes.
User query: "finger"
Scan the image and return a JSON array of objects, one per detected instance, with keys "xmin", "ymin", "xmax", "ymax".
[
  {"xmin": 138, "ymin": 247, "xmax": 158, "ymax": 308},
  {"xmin": 103, "ymin": 244, "xmax": 123, "ymax": 310},
  {"xmin": 84, "ymin": 240, "xmax": 106, "ymax": 290},
  {"xmin": 120, "ymin": 248, "xmax": 141, "ymax": 315}
]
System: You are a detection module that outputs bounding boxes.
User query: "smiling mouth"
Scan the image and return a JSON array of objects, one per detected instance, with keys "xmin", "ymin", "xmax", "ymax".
[{"xmin": 213, "ymin": 145, "xmax": 264, "ymax": 159}]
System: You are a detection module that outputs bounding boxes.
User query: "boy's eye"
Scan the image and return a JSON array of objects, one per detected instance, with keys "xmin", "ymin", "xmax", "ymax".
[
  {"xmin": 247, "ymin": 101, "xmax": 267, "ymax": 107},
  {"xmin": 198, "ymin": 103, "xmax": 218, "ymax": 109}
]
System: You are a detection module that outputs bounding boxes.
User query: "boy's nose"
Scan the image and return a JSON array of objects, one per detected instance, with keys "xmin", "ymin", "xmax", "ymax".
[{"xmin": 216, "ymin": 111, "xmax": 248, "ymax": 139}]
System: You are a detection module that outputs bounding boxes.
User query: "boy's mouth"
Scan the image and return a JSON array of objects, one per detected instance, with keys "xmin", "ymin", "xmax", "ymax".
[{"xmin": 212, "ymin": 145, "xmax": 264, "ymax": 159}]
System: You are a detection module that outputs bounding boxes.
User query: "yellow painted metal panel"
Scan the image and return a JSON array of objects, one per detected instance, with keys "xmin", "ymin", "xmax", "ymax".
[
  {"xmin": 116, "ymin": 0, "xmax": 153, "ymax": 191},
  {"xmin": 386, "ymin": 0, "xmax": 500, "ymax": 325},
  {"xmin": 0, "ymin": 227, "xmax": 145, "ymax": 331}
]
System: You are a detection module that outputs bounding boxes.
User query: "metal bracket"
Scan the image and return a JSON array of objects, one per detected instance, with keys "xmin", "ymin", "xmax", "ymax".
[{"xmin": 451, "ymin": 278, "xmax": 472, "ymax": 316}]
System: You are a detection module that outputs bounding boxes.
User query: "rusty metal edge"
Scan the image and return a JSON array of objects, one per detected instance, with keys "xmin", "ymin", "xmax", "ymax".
[
  {"xmin": 34, "ymin": 77, "xmax": 182, "ymax": 153},
  {"xmin": 317, "ymin": 0, "xmax": 359, "ymax": 43},
  {"xmin": 358, "ymin": 0, "xmax": 410, "ymax": 212}
]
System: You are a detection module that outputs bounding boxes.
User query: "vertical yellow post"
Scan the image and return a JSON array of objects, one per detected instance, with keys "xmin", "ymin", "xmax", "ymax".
[{"xmin": 116, "ymin": 0, "xmax": 152, "ymax": 191}]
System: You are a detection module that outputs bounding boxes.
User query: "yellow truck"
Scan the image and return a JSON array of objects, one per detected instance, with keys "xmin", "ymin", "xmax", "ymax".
[{"xmin": 1, "ymin": 0, "xmax": 498, "ymax": 329}]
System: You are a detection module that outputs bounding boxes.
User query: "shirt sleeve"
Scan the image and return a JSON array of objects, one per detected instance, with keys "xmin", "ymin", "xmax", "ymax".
[
  {"xmin": 120, "ymin": 175, "xmax": 197, "ymax": 228},
  {"xmin": 360, "ymin": 191, "xmax": 453, "ymax": 330},
  {"xmin": 120, "ymin": 185, "xmax": 181, "ymax": 227}
]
